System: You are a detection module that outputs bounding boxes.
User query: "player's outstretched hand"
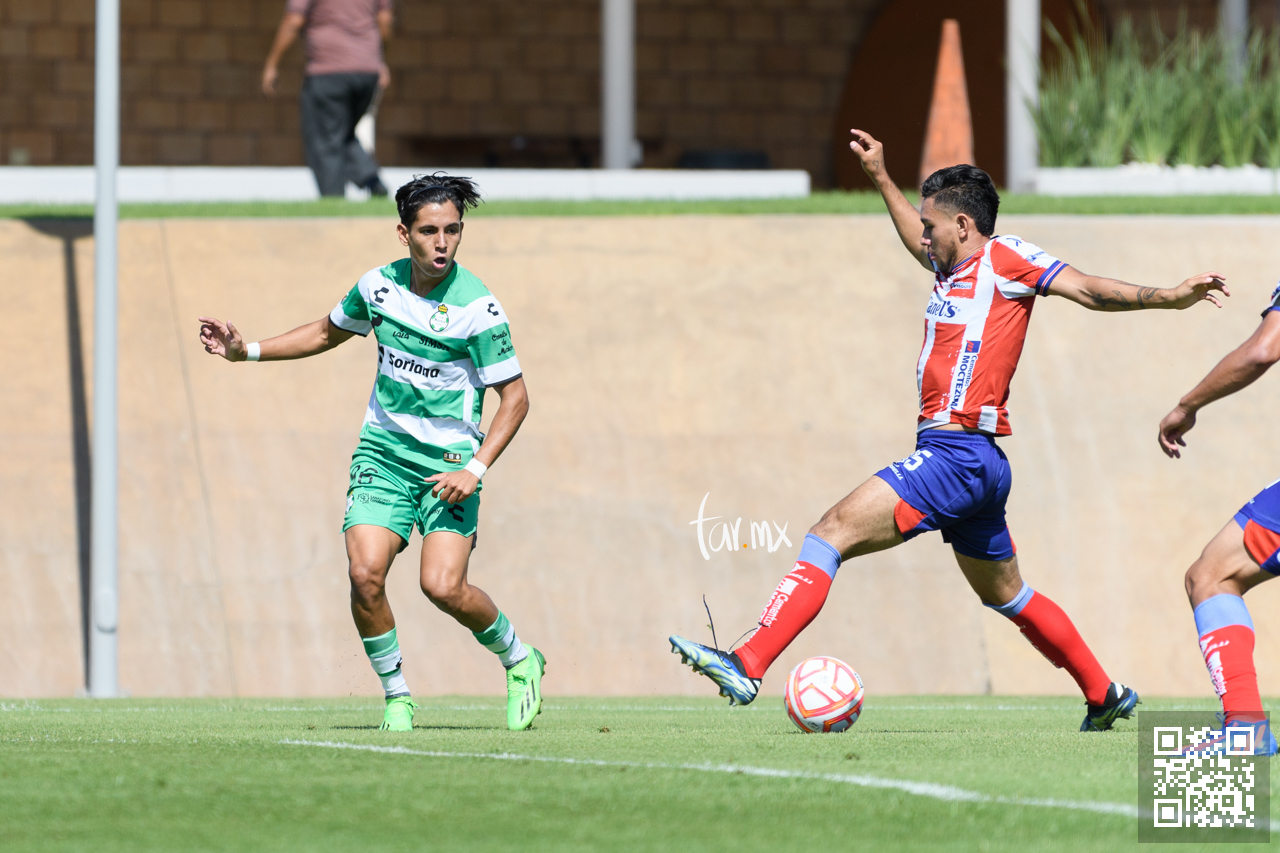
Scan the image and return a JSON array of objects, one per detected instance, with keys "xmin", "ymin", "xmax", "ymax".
[
  {"xmin": 425, "ymin": 470, "xmax": 479, "ymax": 504},
  {"xmin": 849, "ymin": 129, "xmax": 887, "ymax": 180},
  {"xmin": 1169, "ymin": 273, "xmax": 1229, "ymax": 310},
  {"xmin": 199, "ymin": 316, "xmax": 248, "ymax": 361},
  {"xmin": 1158, "ymin": 404, "xmax": 1197, "ymax": 458}
]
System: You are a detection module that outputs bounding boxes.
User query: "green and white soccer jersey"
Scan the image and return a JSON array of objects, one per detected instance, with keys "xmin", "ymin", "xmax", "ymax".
[{"xmin": 330, "ymin": 258, "xmax": 522, "ymax": 473}]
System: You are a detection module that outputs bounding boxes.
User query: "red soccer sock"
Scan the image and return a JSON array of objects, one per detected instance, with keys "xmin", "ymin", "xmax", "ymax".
[
  {"xmin": 735, "ymin": 563, "xmax": 833, "ymax": 679},
  {"xmin": 1010, "ymin": 591, "xmax": 1112, "ymax": 706},
  {"xmin": 1199, "ymin": 624, "xmax": 1264, "ymax": 722}
]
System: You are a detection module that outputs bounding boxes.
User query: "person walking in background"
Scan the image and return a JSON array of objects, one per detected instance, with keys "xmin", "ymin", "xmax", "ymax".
[{"xmin": 263, "ymin": 0, "xmax": 392, "ymax": 197}]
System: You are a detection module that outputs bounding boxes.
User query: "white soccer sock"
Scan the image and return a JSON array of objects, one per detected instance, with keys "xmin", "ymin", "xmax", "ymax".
[
  {"xmin": 473, "ymin": 611, "xmax": 530, "ymax": 668},
  {"xmin": 363, "ymin": 629, "xmax": 410, "ymax": 698}
]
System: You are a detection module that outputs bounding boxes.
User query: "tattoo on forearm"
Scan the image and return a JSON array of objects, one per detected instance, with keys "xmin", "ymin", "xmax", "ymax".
[
  {"xmin": 1088, "ymin": 281, "xmax": 1160, "ymax": 311},
  {"xmin": 1091, "ymin": 289, "xmax": 1132, "ymax": 310}
]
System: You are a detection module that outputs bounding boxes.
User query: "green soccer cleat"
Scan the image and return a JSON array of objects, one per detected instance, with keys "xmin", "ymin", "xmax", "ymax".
[
  {"xmin": 506, "ymin": 647, "xmax": 546, "ymax": 731},
  {"xmin": 380, "ymin": 695, "xmax": 417, "ymax": 732}
]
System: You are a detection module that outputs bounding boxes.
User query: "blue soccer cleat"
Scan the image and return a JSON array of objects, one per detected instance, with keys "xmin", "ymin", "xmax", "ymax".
[
  {"xmin": 669, "ymin": 635, "xmax": 760, "ymax": 706},
  {"xmin": 1216, "ymin": 715, "xmax": 1279, "ymax": 756},
  {"xmin": 1080, "ymin": 682, "xmax": 1140, "ymax": 732}
]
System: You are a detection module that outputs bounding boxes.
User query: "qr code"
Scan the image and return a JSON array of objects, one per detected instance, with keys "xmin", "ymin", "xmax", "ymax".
[{"xmin": 1152, "ymin": 726, "xmax": 1258, "ymax": 829}]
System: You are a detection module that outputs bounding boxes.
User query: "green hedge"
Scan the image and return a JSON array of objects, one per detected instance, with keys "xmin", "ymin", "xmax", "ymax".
[{"xmin": 1037, "ymin": 13, "xmax": 1280, "ymax": 168}]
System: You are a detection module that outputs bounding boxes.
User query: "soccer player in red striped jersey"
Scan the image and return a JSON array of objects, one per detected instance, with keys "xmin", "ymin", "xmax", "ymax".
[
  {"xmin": 671, "ymin": 129, "xmax": 1228, "ymax": 732},
  {"xmin": 1158, "ymin": 285, "xmax": 1280, "ymax": 754}
]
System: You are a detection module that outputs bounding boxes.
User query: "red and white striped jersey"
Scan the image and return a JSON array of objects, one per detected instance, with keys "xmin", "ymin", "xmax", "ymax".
[{"xmin": 915, "ymin": 235, "xmax": 1066, "ymax": 435}]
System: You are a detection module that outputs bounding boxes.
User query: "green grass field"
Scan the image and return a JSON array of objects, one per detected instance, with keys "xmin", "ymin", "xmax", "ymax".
[
  {"xmin": 0, "ymin": 695, "xmax": 1260, "ymax": 851},
  {"xmin": 10, "ymin": 191, "xmax": 1280, "ymax": 220}
]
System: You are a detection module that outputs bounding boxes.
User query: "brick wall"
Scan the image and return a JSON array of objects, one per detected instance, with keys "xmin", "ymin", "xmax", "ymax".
[
  {"xmin": 633, "ymin": 0, "xmax": 877, "ymax": 176},
  {"xmin": 1096, "ymin": 0, "xmax": 1280, "ymax": 33},
  {"xmin": 1, "ymin": 0, "xmax": 303, "ymax": 167},
  {"xmin": 8, "ymin": 1, "xmax": 1252, "ymax": 185},
  {"xmin": 0, "ymin": 0, "xmax": 881, "ymax": 185}
]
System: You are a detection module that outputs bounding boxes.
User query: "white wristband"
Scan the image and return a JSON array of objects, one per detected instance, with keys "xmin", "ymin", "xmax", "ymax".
[
  {"xmin": 245, "ymin": 342, "xmax": 261, "ymax": 362},
  {"xmin": 464, "ymin": 458, "xmax": 487, "ymax": 479}
]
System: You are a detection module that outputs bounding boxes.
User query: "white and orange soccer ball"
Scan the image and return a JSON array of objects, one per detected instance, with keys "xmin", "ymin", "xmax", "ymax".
[{"xmin": 783, "ymin": 656, "xmax": 865, "ymax": 733}]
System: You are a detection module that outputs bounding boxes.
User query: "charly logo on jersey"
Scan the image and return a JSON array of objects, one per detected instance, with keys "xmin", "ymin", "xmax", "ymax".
[{"xmin": 429, "ymin": 304, "xmax": 450, "ymax": 332}]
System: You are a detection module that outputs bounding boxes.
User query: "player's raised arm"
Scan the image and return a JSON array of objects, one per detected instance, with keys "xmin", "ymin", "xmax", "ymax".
[
  {"xmin": 1159, "ymin": 309, "xmax": 1280, "ymax": 458},
  {"xmin": 849, "ymin": 129, "xmax": 932, "ymax": 271},
  {"xmin": 1044, "ymin": 267, "xmax": 1229, "ymax": 312},
  {"xmin": 198, "ymin": 315, "xmax": 355, "ymax": 362},
  {"xmin": 425, "ymin": 375, "xmax": 529, "ymax": 504}
]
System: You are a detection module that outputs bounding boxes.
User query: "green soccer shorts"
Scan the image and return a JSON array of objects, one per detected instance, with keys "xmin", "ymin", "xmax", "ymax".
[{"xmin": 342, "ymin": 456, "xmax": 480, "ymax": 547}]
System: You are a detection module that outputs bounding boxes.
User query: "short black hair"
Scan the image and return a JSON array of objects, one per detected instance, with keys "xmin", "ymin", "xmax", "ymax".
[
  {"xmin": 920, "ymin": 165, "xmax": 999, "ymax": 237},
  {"xmin": 395, "ymin": 172, "xmax": 482, "ymax": 226}
]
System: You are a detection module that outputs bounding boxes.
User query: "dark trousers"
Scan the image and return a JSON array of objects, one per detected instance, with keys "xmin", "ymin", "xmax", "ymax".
[{"xmin": 300, "ymin": 72, "xmax": 381, "ymax": 197}]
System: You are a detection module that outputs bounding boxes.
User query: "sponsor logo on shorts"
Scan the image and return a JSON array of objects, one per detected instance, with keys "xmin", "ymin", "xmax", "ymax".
[
  {"xmin": 356, "ymin": 493, "xmax": 393, "ymax": 506},
  {"xmin": 443, "ymin": 452, "xmax": 462, "ymax": 463}
]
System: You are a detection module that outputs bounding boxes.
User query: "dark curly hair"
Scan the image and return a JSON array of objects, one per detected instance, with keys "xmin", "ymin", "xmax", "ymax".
[
  {"xmin": 395, "ymin": 172, "xmax": 483, "ymax": 226},
  {"xmin": 920, "ymin": 164, "xmax": 999, "ymax": 237}
]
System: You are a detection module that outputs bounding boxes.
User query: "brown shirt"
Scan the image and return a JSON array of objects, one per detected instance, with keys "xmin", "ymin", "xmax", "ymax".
[{"xmin": 286, "ymin": 0, "xmax": 390, "ymax": 77}]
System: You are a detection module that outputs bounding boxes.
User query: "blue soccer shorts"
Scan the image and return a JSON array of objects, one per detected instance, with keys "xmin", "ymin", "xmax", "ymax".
[
  {"xmin": 874, "ymin": 429, "xmax": 1015, "ymax": 562},
  {"xmin": 1234, "ymin": 478, "xmax": 1280, "ymax": 574}
]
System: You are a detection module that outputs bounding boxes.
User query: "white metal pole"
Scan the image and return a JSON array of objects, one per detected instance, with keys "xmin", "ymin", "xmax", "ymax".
[
  {"xmin": 90, "ymin": 0, "xmax": 120, "ymax": 698},
  {"xmin": 601, "ymin": 0, "xmax": 635, "ymax": 169},
  {"xmin": 1221, "ymin": 0, "xmax": 1248, "ymax": 86},
  {"xmin": 1005, "ymin": 0, "xmax": 1040, "ymax": 193}
]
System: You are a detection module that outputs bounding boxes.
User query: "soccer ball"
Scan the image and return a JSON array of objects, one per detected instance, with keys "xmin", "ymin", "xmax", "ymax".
[{"xmin": 784, "ymin": 656, "xmax": 865, "ymax": 733}]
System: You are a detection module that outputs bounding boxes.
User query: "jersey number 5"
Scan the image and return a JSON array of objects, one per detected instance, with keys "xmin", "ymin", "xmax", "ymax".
[{"xmin": 901, "ymin": 449, "xmax": 934, "ymax": 471}]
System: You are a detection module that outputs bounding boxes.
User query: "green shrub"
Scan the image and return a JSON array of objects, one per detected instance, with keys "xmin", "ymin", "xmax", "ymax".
[{"xmin": 1037, "ymin": 11, "xmax": 1280, "ymax": 168}]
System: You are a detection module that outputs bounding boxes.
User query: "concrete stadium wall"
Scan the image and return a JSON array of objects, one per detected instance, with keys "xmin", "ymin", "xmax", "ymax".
[{"xmin": 5, "ymin": 213, "xmax": 1280, "ymax": 702}]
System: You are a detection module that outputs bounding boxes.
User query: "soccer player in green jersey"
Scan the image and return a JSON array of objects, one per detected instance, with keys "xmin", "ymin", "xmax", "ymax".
[{"xmin": 198, "ymin": 174, "xmax": 545, "ymax": 732}]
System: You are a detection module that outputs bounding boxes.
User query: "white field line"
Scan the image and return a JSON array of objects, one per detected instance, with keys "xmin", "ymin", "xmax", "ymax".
[{"xmin": 281, "ymin": 738, "xmax": 1139, "ymax": 819}]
